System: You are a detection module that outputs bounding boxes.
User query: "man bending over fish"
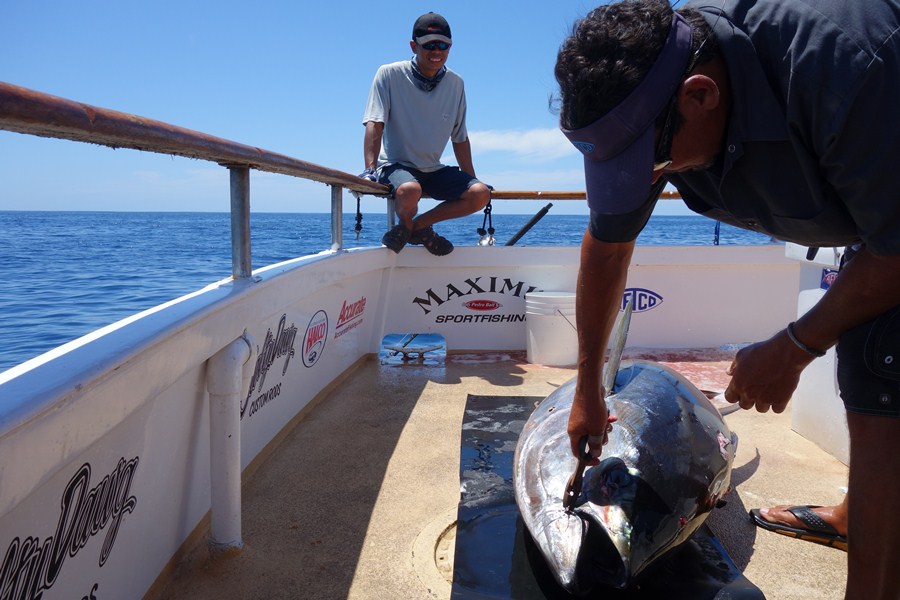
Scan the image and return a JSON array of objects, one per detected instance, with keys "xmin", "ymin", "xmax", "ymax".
[{"xmin": 554, "ymin": 0, "xmax": 900, "ymax": 598}]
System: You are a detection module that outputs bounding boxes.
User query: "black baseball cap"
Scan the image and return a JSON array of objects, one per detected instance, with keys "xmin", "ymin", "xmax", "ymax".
[
  {"xmin": 413, "ymin": 12, "xmax": 452, "ymax": 45},
  {"xmin": 560, "ymin": 13, "xmax": 693, "ymax": 214}
]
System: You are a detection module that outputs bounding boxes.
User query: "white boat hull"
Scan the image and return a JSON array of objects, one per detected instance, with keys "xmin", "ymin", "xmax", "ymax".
[{"xmin": 0, "ymin": 244, "xmax": 804, "ymax": 598}]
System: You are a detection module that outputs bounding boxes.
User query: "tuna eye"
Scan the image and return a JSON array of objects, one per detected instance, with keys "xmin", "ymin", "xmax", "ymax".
[{"xmin": 606, "ymin": 468, "xmax": 632, "ymax": 489}]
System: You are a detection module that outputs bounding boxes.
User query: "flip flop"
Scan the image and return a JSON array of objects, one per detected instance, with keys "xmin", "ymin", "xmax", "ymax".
[{"xmin": 749, "ymin": 505, "xmax": 848, "ymax": 552}]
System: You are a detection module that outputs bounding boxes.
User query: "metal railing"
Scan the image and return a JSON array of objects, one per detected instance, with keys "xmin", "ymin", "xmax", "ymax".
[
  {"xmin": 0, "ymin": 81, "xmax": 392, "ymax": 278},
  {"xmin": 0, "ymin": 81, "xmax": 683, "ymax": 276}
]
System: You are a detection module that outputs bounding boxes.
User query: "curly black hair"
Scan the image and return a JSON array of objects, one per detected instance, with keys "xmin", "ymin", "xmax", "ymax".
[{"xmin": 555, "ymin": 0, "xmax": 716, "ymax": 130}]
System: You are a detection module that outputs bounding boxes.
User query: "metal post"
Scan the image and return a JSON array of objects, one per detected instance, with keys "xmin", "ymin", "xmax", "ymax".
[
  {"xmin": 331, "ymin": 185, "xmax": 343, "ymax": 251},
  {"xmin": 387, "ymin": 196, "xmax": 396, "ymax": 229},
  {"xmin": 229, "ymin": 167, "xmax": 251, "ymax": 278}
]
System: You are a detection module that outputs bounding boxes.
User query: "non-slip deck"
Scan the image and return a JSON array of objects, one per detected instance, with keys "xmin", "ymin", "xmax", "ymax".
[{"xmin": 154, "ymin": 351, "xmax": 849, "ymax": 600}]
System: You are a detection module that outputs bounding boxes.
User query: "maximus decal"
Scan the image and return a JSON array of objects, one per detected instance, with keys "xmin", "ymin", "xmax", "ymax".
[
  {"xmin": 335, "ymin": 296, "xmax": 366, "ymax": 340},
  {"xmin": 303, "ymin": 310, "xmax": 329, "ymax": 368},
  {"xmin": 243, "ymin": 314, "xmax": 298, "ymax": 420},
  {"xmin": 412, "ymin": 276, "xmax": 539, "ymax": 315},
  {"xmin": 0, "ymin": 456, "xmax": 139, "ymax": 599},
  {"xmin": 623, "ymin": 287, "xmax": 664, "ymax": 313}
]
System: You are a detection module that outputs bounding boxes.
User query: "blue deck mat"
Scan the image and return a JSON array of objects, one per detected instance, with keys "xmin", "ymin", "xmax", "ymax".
[{"xmin": 452, "ymin": 394, "xmax": 765, "ymax": 600}]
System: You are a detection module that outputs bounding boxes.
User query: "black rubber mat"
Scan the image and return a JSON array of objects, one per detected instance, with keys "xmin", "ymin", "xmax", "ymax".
[{"xmin": 451, "ymin": 394, "xmax": 765, "ymax": 600}]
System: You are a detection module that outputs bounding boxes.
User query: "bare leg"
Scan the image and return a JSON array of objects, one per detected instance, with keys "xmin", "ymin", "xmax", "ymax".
[
  {"xmin": 411, "ymin": 183, "xmax": 491, "ymax": 232},
  {"xmin": 393, "ymin": 181, "xmax": 423, "ymax": 231},
  {"xmin": 845, "ymin": 411, "xmax": 900, "ymax": 599},
  {"xmin": 759, "ymin": 497, "xmax": 848, "ymax": 536}
]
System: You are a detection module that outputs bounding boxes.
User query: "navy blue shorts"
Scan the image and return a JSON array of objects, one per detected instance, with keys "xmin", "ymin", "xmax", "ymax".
[
  {"xmin": 378, "ymin": 164, "xmax": 480, "ymax": 201},
  {"xmin": 837, "ymin": 306, "xmax": 900, "ymax": 417}
]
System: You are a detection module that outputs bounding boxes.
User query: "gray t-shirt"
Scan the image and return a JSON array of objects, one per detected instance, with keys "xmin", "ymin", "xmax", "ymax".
[{"xmin": 363, "ymin": 59, "xmax": 468, "ymax": 172}]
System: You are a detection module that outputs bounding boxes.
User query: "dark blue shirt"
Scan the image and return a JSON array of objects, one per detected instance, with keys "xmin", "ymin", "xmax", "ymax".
[{"xmin": 591, "ymin": 0, "xmax": 900, "ymax": 255}]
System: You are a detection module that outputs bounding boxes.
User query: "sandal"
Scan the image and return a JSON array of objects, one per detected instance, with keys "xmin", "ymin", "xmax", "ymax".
[
  {"xmin": 409, "ymin": 226, "xmax": 454, "ymax": 256},
  {"xmin": 381, "ymin": 224, "xmax": 411, "ymax": 253},
  {"xmin": 749, "ymin": 506, "xmax": 848, "ymax": 552}
]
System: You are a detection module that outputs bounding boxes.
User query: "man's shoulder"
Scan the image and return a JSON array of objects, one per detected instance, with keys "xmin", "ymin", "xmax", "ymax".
[
  {"xmin": 376, "ymin": 60, "xmax": 413, "ymax": 76},
  {"xmin": 444, "ymin": 67, "xmax": 463, "ymax": 84},
  {"xmin": 437, "ymin": 67, "xmax": 465, "ymax": 95}
]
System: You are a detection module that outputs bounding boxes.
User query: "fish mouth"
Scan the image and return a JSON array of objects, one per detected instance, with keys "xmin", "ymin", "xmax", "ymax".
[
  {"xmin": 574, "ymin": 508, "xmax": 631, "ymax": 593},
  {"xmin": 538, "ymin": 508, "xmax": 630, "ymax": 594}
]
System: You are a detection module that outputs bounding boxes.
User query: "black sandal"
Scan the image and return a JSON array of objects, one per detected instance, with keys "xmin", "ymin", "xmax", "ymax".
[
  {"xmin": 409, "ymin": 226, "xmax": 454, "ymax": 256},
  {"xmin": 381, "ymin": 224, "xmax": 411, "ymax": 253}
]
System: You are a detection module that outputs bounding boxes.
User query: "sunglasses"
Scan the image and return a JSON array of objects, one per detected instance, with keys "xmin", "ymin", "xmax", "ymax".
[
  {"xmin": 653, "ymin": 95, "xmax": 679, "ymax": 172},
  {"xmin": 653, "ymin": 9, "xmax": 722, "ymax": 172},
  {"xmin": 420, "ymin": 41, "xmax": 450, "ymax": 51}
]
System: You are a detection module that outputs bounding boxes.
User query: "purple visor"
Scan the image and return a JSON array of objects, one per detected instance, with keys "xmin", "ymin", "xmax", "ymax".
[{"xmin": 561, "ymin": 13, "xmax": 693, "ymax": 214}]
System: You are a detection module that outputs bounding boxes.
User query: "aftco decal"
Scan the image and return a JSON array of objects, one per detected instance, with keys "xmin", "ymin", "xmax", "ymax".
[{"xmin": 622, "ymin": 287, "xmax": 663, "ymax": 312}]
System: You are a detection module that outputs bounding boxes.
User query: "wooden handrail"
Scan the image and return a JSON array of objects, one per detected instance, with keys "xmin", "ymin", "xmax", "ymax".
[
  {"xmin": 489, "ymin": 190, "xmax": 682, "ymax": 200},
  {"xmin": 0, "ymin": 81, "xmax": 388, "ymax": 196},
  {"xmin": 0, "ymin": 81, "xmax": 683, "ymax": 203}
]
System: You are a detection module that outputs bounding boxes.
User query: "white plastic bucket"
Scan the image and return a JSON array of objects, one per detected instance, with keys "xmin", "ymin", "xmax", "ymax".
[{"xmin": 525, "ymin": 291, "xmax": 578, "ymax": 366}]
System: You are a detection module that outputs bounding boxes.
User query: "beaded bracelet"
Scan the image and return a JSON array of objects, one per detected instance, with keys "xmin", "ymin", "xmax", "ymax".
[{"xmin": 786, "ymin": 322, "xmax": 826, "ymax": 357}]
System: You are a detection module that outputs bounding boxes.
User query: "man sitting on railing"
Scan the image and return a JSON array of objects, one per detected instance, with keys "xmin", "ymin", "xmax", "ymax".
[{"xmin": 360, "ymin": 12, "xmax": 491, "ymax": 256}]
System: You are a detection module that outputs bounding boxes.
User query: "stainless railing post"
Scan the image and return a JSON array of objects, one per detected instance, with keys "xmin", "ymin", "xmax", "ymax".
[
  {"xmin": 229, "ymin": 166, "xmax": 252, "ymax": 278},
  {"xmin": 331, "ymin": 185, "xmax": 343, "ymax": 251},
  {"xmin": 387, "ymin": 196, "xmax": 396, "ymax": 229}
]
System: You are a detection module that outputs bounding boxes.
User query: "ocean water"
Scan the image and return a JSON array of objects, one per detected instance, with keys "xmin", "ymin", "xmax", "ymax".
[{"xmin": 0, "ymin": 211, "xmax": 774, "ymax": 372}]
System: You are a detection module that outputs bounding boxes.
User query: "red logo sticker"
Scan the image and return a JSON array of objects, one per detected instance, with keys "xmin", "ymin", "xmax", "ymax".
[{"xmin": 463, "ymin": 299, "xmax": 501, "ymax": 311}]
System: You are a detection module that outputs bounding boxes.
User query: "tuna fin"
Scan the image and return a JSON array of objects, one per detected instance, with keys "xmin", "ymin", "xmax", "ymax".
[{"xmin": 604, "ymin": 298, "xmax": 634, "ymax": 394}]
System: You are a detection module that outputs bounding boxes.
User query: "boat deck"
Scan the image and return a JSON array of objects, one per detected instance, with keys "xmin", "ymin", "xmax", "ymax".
[{"xmin": 152, "ymin": 349, "xmax": 849, "ymax": 600}]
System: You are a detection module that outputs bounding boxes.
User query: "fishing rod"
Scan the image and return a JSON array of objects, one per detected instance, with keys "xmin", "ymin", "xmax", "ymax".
[{"xmin": 505, "ymin": 202, "xmax": 553, "ymax": 246}]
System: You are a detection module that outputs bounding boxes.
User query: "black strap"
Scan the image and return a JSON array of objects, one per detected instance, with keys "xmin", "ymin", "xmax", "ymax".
[
  {"xmin": 477, "ymin": 201, "xmax": 494, "ymax": 238},
  {"xmin": 355, "ymin": 195, "xmax": 363, "ymax": 239}
]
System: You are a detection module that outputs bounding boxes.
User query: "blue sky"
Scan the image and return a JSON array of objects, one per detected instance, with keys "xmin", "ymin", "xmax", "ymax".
[{"xmin": 0, "ymin": 0, "xmax": 687, "ymax": 215}]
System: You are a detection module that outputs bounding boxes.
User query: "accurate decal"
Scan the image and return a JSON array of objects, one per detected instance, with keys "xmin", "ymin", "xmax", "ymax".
[
  {"xmin": 335, "ymin": 296, "xmax": 366, "ymax": 340},
  {"xmin": 412, "ymin": 276, "xmax": 539, "ymax": 315},
  {"xmin": 622, "ymin": 287, "xmax": 664, "ymax": 313},
  {"xmin": 0, "ymin": 456, "xmax": 139, "ymax": 599},
  {"xmin": 302, "ymin": 310, "xmax": 328, "ymax": 368},
  {"xmin": 242, "ymin": 314, "xmax": 298, "ymax": 420}
]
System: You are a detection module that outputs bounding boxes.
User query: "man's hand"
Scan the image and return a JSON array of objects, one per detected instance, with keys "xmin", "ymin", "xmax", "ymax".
[
  {"xmin": 725, "ymin": 329, "xmax": 816, "ymax": 413},
  {"xmin": 359, "ymin": 168, "xmax": 377, "ymax": 182},
  {"xmin": 568, "ymin": 386, "xmax": 617, "ymax": 465}
]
